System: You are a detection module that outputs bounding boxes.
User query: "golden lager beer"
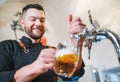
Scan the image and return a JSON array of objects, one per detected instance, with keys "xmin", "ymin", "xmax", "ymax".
[{"xmin": 54, "ymin": 49, "xmax": 79, "ymax": 77}]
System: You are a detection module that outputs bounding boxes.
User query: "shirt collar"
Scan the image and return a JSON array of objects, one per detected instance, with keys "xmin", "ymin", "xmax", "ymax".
[{"xmin": 20, "ymin": 36, "xmax": 42, "ymax": 48}]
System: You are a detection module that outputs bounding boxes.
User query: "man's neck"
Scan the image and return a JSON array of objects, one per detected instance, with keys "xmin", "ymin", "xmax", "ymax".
[
  {"xmin": 31, "ymin": 39, "xmax": 40, "ymax": 43},
  {"xmin": 25, "ymin": 35, "xmax": 40, "ymax": 44}
]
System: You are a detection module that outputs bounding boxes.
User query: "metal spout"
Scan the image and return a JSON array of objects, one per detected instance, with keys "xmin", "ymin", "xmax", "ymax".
[
  {"xmin": 84, "ymin": 27, "xmax": 120, "ymax": 63},
  {"xmin": 95, "ymin": 28, "xmax": 120, "ymax": 59}
]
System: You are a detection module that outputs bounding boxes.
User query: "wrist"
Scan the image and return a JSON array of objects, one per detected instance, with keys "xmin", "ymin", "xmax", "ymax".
[{"xmin": 31, "ymin": 61, "xmax": 42, "ymax": 75}]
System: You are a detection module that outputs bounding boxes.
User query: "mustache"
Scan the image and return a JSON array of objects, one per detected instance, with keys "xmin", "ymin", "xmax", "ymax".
[{"xmin": 33, "ymin": 26, "xmax": 44, "ymax": 30}]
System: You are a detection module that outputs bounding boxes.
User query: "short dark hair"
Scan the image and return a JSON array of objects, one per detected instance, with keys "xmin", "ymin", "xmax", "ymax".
[{"xmin": 22, "ymin": 4, "xmax": 45, "ymax": 15}]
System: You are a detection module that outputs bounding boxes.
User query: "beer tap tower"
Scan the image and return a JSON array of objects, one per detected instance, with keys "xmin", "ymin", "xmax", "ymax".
[{"xmin": 83, "ymin": 10, "xmax": 120, "ymax": 63}]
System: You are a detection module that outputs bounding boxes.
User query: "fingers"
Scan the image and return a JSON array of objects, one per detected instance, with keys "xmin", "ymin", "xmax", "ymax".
[
  {"xmin": 72, "ymin": 17, "xmax": 81, "ymax": 23},
  {"xmin": 35, "ymin": 48, "xmax": 56, "ymax": 71},
  {"xmin": 68, "ymin": 14, "xmax": 73, "ymax": 23},
  {"xmin": 40, "ymin": 48, "xmax": 56, "ymax": 58},
  {"xmin": 42, "ymin": 63, "xmax": 54, "ymax": 72},
  {"xmin": 69, "ymin": 16, "xmax": 85, "ymax": 27},
  {"xmin": 68, "ymin": 14, "xmax": 86, "ymax": 35},
  {"xmin": 41, "ymin": 57, "xmax": 55, "ymax": 70}
]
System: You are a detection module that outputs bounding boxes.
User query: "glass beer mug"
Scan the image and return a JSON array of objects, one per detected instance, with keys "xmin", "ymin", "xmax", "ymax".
[{"xmin": 53, "ymin": 34, "xmax": 82, "ymax": 78}]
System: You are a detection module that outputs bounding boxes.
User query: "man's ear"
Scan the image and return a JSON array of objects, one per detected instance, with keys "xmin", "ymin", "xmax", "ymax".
[{"xmin": 19, "ymin": 18, "xmax": 24, "ymax": 27}]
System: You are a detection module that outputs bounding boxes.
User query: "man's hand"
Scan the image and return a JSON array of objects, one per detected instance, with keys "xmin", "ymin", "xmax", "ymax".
[
  {"xmin": 68, "ymin": 14, "xmax": 86, "ymax": 35},
  {"xmin": 33, "ymin": 48, "xmax": 56, "ymax": 74}
]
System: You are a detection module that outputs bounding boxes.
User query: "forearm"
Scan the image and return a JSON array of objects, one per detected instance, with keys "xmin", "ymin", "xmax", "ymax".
[{"xmin": 14, "ymin": 63, "xmax": 41, "ymax": 82}]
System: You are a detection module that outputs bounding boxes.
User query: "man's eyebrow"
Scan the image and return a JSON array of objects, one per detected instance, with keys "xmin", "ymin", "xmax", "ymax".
[
  {"xmin": 29, "ymin": 16, "xmax": 45, "ymax": 19},
  {"xmin": 40, "ymin": 17, "xmax": 45, "ymax": 20}
]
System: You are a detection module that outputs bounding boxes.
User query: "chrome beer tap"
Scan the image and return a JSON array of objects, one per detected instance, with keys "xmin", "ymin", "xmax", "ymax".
[
  {"xmin": 71, "ymin": 10, "xmax": 120, "ymax": 63},
  {"xmin": 83, "ymin": 10, "xmax": 120, "ymax": 63},
  {"xmin": 83, "ymin": 10, "xmax": 99, "ymax": 59}
]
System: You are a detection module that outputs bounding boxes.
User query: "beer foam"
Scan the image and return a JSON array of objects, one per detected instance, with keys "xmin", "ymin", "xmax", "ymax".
[{"xmin": 55, "ymin": 48, "xmax": 77, "ymax": 57}]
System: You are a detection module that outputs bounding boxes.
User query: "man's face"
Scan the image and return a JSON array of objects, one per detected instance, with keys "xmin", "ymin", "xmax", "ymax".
[{"xmin": 21, "ymin": 8, "xmax": 46, "ymax": 40}]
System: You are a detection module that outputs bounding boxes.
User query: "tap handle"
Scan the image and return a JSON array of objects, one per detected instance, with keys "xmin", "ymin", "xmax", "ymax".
[{"xmin": 88, "ymin": 10, "xmax": 93, "ymax": 25}]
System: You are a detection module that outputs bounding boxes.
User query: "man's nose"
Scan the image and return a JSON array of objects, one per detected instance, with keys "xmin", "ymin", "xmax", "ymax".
[{"xmin": 35, "ymin": 19, "xmax": 41, "ymax": 26}]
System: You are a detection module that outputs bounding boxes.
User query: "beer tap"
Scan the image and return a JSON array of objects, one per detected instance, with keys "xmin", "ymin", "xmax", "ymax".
[
  {"xmin": 84, "ymin": 10, "xmax": 120, "ymax": 63},
  {"xmin": 72, "ymin": 10, "xmax": 120, "ymax": 63},
  {"xmin": 84, "ymin": 10, "xmax": 98, "ymax": 59},
  {"xmin": 71, "ymin": 10, "xmax": 99, "ymax": 59}
]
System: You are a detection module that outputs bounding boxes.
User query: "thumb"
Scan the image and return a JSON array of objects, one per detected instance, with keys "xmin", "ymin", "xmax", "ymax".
[{"xmin": 68, "ymin": 14, "xmax": 73, "ymax": 23}]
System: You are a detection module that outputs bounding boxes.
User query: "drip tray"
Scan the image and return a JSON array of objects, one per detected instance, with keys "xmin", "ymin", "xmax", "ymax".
[{"xmin": 102, "ymin": 66, "xmax": 120, "ymax": 82}]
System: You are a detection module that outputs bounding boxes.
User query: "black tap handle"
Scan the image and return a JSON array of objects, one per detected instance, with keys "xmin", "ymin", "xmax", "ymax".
[{"xmin": 88, "ymin": 10, "xmax": 93, "ymax": 25}]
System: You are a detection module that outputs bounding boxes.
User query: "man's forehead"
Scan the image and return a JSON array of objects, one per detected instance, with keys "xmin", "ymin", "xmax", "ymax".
[{"xmin": 25, "ymin": 8, "xmax": 45, "ymax": 17}]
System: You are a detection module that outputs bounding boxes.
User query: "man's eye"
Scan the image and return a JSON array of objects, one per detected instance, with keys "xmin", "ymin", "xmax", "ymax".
[
  {"xmin": 31, "ymin": 19, "xmax": 36, "ymax": 21},
  {"xmin": 40, "ymin": 19, "xmax": 45, "ymax": 23}
]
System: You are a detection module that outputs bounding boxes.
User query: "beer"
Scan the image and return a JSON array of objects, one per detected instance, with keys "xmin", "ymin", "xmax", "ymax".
[{"xmin": 54, "ymin": 49, "xmax": 78, "ymax": 77}]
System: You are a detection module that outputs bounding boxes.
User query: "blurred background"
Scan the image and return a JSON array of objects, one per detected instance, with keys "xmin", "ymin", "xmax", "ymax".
[{"xmin": 0, "ymin": 0, "xmax": 120, "ymax": 82}]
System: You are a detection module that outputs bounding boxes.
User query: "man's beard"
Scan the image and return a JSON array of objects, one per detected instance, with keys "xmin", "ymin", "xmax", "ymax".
[
  {"xmin": 29, "ymin": 32, "xmax": 44, "ymax": 40},
  {"xmin": 25, "ymin": 27, "xmax": 45, "ymax": 40}
]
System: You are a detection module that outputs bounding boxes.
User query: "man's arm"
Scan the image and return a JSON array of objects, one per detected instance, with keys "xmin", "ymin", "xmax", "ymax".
[
  {"xmin": 0, "ymin": 41, "xmax": 17, "ymax": 82},
  {"xmin": 13, "ymin": 63, "xmax": 41, "ymax": 82},
  {"xmin": 14, "ymin": 48, "xmax": 56, "ymax": 82}
]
